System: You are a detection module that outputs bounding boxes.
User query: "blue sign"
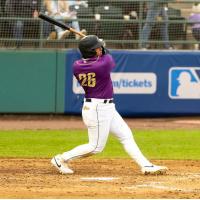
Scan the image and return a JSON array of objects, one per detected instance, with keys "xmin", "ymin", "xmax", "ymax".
[{"xmin": 65, "ymin": 50, "xmax": 200, "ymax": 116}]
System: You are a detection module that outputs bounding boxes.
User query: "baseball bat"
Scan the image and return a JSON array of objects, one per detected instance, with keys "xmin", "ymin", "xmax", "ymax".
[{"xmin": 38, "ymin": 13, "xmax": 86, "ymax": 37}]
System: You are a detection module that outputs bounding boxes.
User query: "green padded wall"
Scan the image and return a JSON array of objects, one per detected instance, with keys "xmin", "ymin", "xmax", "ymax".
[
  {"xmin": 55, "ymin": 50, "xmax": 66, "ymax": 113},
  {"xmin": 0, "ymin": 50, "xmax": 60, "ymax": 113}
]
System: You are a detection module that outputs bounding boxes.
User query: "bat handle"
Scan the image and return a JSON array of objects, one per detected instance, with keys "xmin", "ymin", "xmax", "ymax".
[{"xmin": 69, "ymin": 28, "xmax": 86, "ymax": 38}]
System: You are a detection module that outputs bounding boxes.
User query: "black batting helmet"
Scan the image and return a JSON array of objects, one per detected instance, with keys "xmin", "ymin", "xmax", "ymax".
[{"xmin": 78, "ymin": 35, "xmax": 103, "ymax": 58}]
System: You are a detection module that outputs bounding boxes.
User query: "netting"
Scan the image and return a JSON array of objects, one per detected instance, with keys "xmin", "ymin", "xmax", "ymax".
[{"xmin": 0, "ymin": 0, "xmax": 199, "ymax": 50}]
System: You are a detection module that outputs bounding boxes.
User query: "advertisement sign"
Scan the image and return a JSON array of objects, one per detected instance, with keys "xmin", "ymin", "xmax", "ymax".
[
  {"xmin": 169, "ymin": 67, "xmax": 200, "ymax": 99},
  {"xmin": 65, "ymin": 50, "xmax": 200, "ymax": 116},
  {"xmin": 73, "ymin": 72, "xmax": 157, "ymax": 94}
]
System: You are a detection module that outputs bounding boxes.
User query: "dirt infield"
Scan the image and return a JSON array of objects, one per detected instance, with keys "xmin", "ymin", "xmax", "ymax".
[
  {"xmin": 0, "ymin": 114, "xmax": 200, "ymax": 130},
  {"xmin": 0, "ymin": 115, "xmax": 200, "ymax": 198},
  {"xmin": 0, "ymin": 158, "xmax": 200, "ymax": 198}
]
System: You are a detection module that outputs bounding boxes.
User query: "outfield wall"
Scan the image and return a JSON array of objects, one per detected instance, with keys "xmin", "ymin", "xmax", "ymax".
[
  {"xmin": 0, "ymin": 50, "xmax": 200, "ymax": 116},
  {"xmin": 65, "ymin": 50, "xmax": 200, "ymax": 116},
  {"xmin": 0, "ymin": 50, "xmax": 65, "ymax": 113}
]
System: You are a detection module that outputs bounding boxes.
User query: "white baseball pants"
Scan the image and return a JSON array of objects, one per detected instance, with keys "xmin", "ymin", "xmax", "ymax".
[{"xmin": 61, "ymin": 98, "xmax": 152, "ymax": 168}]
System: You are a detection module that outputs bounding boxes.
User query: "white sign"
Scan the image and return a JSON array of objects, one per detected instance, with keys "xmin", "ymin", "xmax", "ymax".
[
  {"xmin": 73, "ymin": 72, "xmax": 157, "ymax": 94},
  {"xmin": 111, "ymin": 73, "xmax": 157, "ymax": 94}
]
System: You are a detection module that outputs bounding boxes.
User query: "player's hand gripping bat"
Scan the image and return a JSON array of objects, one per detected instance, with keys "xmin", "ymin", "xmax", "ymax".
[{"xmin": 38, "ymin": 13, "xmax": 86, "ymax": 38}]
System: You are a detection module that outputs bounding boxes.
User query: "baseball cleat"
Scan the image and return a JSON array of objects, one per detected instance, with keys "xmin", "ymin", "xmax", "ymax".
[
  {"xmin": 141, "ymin": 165, "xmax": 168, "ymax": 175},
  {"xmin": 51, "ymin": 154, "xmax": 74, "ymax": 174}
]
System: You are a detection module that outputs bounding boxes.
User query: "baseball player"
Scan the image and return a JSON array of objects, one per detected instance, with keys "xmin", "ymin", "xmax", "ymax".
[{"xmin": 51, "ymin": 35, "xmax": 168, "ymax": 175}]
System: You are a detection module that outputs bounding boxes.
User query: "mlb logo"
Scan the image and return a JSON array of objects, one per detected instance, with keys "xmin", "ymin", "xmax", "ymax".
[{"xmin": 169, "ymin": 67, "xmax": 200, "ymax": 99}]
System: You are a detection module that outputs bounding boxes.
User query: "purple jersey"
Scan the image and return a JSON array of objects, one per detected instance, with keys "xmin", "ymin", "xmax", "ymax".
[{"xmin": 73, "ymin": 54, "xmax": 115, "ymax": 99}]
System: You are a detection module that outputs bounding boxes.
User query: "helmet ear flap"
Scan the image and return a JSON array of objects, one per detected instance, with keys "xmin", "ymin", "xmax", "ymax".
[
  {"xmin": 81, "ymin": 47, "xmax": 96, "ymax": 59},
  {"xmin": 78, "ymin": 35, "xmax": 103, "ymax": 58}
]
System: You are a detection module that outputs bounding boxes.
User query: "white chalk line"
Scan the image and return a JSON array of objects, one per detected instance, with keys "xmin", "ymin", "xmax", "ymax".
[
  {"xmin": 125, "ymin": 182, "xmax": 199, "ymax": 193},
  {"xmin": 80, "ymin": 173, "xmax": 200, "ymax": 193},
  {"xmin": 125, "ymin": 179, "xmax": 200, "ymax": 193},
  {"xmin": 172, "ymin": 173, "xmax": 200, "ymax": 180},
  {"xmin": 80, "ymin": 177, "xmax": 119, "ymax": 181}
]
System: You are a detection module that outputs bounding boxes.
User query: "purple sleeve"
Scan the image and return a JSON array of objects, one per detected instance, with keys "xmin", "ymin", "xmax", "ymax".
[{"xmin": 104, "ymin": 54, "xmax": 115, "ymax": 71}]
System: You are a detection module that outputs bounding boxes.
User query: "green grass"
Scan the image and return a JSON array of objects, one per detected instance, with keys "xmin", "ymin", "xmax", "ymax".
[{"xmin": 0, "ymin": 129, "xmax": 199, "ymax": 160}]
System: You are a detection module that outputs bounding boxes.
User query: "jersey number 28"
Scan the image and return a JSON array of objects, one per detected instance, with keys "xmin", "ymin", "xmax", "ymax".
[{"xmin": 78, "ymin": 72, "xmax": 96, "ymax": 87}]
